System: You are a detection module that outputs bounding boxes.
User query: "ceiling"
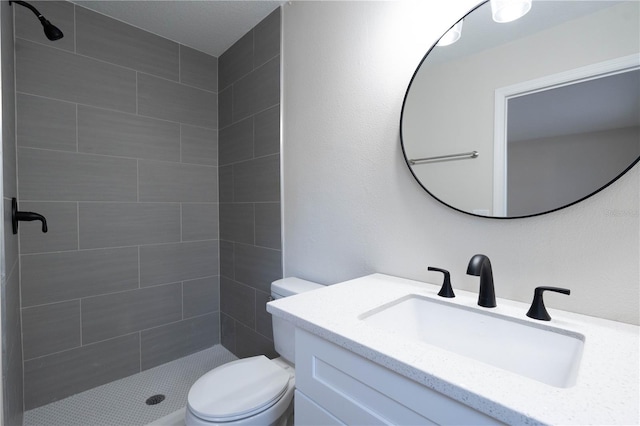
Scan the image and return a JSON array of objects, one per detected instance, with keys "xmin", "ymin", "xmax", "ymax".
[{"xmin": 73, "ymin": 1, "xmax": 285, "ymax": 58}]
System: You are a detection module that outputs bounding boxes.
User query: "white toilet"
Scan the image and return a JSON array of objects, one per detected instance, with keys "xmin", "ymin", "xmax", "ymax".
[{"xmin": 185, "ymin": 277, "xmax": 323, "ymax": 426}]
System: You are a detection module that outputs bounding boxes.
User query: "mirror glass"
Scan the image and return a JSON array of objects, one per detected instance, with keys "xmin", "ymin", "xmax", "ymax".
[{"xmin": 401, "ymin": 0, "xmax": 640, "ymax": 218}]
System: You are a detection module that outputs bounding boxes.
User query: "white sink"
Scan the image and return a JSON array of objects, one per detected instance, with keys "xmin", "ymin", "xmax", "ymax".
[{"xmin": 359, "ymin": 295, "xmax": 584, "ymax": 388}]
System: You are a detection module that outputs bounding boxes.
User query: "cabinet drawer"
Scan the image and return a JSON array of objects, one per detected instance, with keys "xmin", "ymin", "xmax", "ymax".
[{"xmin": 295, "ymin": 328, "xmax": 500, "ymax": 425}]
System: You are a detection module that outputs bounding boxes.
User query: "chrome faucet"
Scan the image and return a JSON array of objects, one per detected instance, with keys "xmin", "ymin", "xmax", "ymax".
[{"xmin": 466, "ymin": 254, "xmax": 496, "ymax": 308}]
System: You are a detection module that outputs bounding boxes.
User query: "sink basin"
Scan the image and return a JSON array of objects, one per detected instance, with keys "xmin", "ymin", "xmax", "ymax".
[{"xmin": 359, "ymin": 295, "xmax": 584, "ymax": 388}]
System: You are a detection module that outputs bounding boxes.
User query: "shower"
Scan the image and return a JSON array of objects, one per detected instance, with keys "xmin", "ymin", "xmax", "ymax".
[
  {"xmin": 9, "ymin": 0, "xmax": 64, "ymax": 41},
  {"xmin": 3, "ymin": 1, "xmax": 282, "ymax": 422}
]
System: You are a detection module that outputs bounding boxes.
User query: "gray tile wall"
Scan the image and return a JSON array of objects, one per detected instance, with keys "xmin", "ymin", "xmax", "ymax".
[
  {"xmin": 218, "ymin": 9, "xmax": 282, "ymax": 359},
  {"xmin": 14, "ymin": 1, "xmax": 220, "ymax": 410},
  {"xmin": 1, "ymin": 1, "xmax": 24, "ymax": 424}
]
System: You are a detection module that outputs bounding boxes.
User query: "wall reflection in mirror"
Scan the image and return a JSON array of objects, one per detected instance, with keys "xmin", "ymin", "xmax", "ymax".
[{"xmin": 401, "ymin": 0, "xmax": 640, "ymax": 218}]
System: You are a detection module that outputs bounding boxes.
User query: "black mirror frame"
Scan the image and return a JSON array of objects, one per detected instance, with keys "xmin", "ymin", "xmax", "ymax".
[{"xmin": 399, "ymin": 0, "xmax": 640, "ymax": 219}]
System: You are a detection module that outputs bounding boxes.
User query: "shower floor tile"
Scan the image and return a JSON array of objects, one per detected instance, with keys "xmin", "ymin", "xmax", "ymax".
[{"xmin": 24, "ymin": 345, "xmax": 237, "ymax": 426}]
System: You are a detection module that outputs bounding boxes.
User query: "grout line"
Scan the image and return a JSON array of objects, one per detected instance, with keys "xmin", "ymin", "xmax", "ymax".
[
  {"xmin": 15, "ymin": 91, "xmax": 216, "ymax": 130},
  {"xmin": 73, "ymin": 4, "xmax": 77, "ymax": 53},
  {"xmin": 15, "ymin": 37, "xmax": 219, "ymax": 95},
  {"xmin": 17, "ymin": 145, "xmax": 218, "ymax": 166},
  {"xmin": 251, "ymin": 115, "xmax": 256, "ymax": 158},
  {"xmin": 225, "ymin": 240, "xmax": 282, "ymax": 253},
  {"xmin": 138, "ymin": 246, "xmax": 141, "ymax": 289},
  {"xmin": 251, "ymin": 27, "xmax": 255, "ymax": 69},
  {"xmin": 23, "ymin": 331, "xmax": 140, "ymax": 363},
  {"xmin": 253, "ymin": 51, "xmax": 281, "ymax": 71},
  {"xmin": 20, "ymin": 239, "xmax": 220, "ymax": 257},
  {"xmin": 79, "ymin": 299, "xmax": 83, "ymax": 346},
  {"xmin": 75, "ymin": 103, "xmax": 79, "ymax": 152},
  {"xmin": 230, "ymin": 84, "xmax": 234, "ymax": 127},
  {"xmin": 76, "ymin": 202, "xmax": 80, "ymax": 250},
  {"xmin": 219, "ymin": 52, "xmax": 280, "ymax": 95},
  {"xmin": 22, "ymin": 279, "xmax": 214, "ymax": 311},
  {"xmin": 220, "ymin": 102, "xmax": 280, "ymax": 130},
  {"xmin": 136, "ymin": 159, "xmax": 139, "ymax": 202},
  {"xmin": 252, "ymin": 203, "xmax": 256, "ymax": 246},
  {"xmin": 252, "ymin": 287, "xmax": 258, "ymax": 330},
  {"xmin": 26, "ymin": 284, "xmax": 200, "ymax": 364},
  {"xmin": 135, "ymin": 72, "xmax": 139, "ymax": 115},
  {"xmin": 217, "ymin": 151, "xmax": 280, "ymax": 168},
  {"xmin": 179, "ymin": 124, "xmax": 183, "ymax": 163}
]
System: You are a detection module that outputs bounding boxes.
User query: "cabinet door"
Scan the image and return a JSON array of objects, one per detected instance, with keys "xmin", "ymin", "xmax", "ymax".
[
  {"xmin": 295, "ymin": 390, "xmax": 344, "ymax": 425},
  {"xmin": 295, "ymin": 328, "xmax": 501, "ymax": 425}
]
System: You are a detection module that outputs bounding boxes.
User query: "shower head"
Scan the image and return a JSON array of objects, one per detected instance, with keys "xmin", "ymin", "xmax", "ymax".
[
  {"xmin": 38, "ymin": 16, "xmax": 64, "ymax": 41},
  {"xmin": 9, "ymin": 1, "xmax": 64, "ymax": 41}
]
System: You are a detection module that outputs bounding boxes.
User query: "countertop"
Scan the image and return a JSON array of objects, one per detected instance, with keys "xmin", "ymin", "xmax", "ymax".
[{"xmin": 266, "ymin": 273, "xmax": 640, "ymax": 425}]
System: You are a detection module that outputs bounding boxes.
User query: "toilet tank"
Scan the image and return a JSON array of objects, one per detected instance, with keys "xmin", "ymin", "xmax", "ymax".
[{"xmin": 271, "ymin": 277, "xmax": 323, "ymax": 364}]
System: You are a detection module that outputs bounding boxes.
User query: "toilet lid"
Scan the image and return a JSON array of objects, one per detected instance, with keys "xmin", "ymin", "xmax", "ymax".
[{"xmin": 188, "ymin": 355, "xmax": 291, "ymax": 422}]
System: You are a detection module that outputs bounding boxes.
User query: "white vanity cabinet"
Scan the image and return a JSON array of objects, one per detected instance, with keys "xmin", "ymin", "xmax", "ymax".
[
  {"xmin": 294, "ymin": 328, "xmax": 501, "ymax": 425},
  {"xmin": 267, "ymin": 274, "xmax": 640, "ymax": 424}
]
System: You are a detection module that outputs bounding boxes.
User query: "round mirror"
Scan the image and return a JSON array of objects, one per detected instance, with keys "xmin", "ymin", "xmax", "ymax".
[{"xmin": 401, "ymin": 0, "xmax": 640, "ymax": 218}]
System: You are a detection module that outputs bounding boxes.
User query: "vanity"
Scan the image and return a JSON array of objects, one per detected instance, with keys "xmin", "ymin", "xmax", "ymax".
[{"xmin": 266, "ymin": 274, "xmax": 640, "ymax": 425}]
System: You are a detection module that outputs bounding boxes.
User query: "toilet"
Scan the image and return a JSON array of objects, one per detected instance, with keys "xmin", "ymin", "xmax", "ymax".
[{"xmin": 185, "ymin": 277, "xmax": 323, "ymax": 426}]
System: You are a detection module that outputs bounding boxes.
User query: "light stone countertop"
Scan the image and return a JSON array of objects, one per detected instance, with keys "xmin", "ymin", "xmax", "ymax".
[{"xmin": 266, "ymin": 273, "xmax": 640, "ymax": 425}]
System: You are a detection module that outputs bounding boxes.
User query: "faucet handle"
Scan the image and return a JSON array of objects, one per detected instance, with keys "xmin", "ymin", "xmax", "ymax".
[
  {"xmin": 526, "ymin": 286, "xmax": 570, "ymax": 321},
  {"xmin": 428, "ymin": 267, "xmax": 455, "ymax": 298}
]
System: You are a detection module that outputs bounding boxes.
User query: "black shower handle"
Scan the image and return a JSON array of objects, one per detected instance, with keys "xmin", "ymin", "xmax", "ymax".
[{"xmin": 12, "ymin": 198, "xmax": 48, "ymax": 234}]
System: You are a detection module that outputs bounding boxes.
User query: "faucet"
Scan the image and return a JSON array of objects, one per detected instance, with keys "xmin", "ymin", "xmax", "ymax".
[{"xmin": 466, "ymin": 254, "xmax": 496, "ymax": 308}]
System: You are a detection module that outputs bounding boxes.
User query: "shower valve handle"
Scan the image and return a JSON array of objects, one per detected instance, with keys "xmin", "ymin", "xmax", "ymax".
[{"xmin": 12, "ymin": 198, "xmax": 48, "ymax": 234}]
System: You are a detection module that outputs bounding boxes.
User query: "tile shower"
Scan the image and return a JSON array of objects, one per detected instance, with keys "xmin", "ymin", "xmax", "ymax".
[{"xmin": 5, "ymin": 0, "xmax": 282, "ymax": 420}]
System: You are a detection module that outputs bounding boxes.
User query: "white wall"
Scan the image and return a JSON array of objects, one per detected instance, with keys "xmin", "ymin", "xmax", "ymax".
[{"xmin": 282, "ymin": 0, "xmax": 640, "ymax": 325}]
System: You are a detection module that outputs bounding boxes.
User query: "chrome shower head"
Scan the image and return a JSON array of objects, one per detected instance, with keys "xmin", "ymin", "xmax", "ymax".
[{"xmin": 10, "ymin": 1, "xmax": 64, "ymax": 41}]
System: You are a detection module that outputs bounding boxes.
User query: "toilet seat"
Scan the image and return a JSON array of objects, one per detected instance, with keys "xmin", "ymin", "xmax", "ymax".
[{"xmin": 187, "ymin": 355, "xmax": 291, "ymax": 423}]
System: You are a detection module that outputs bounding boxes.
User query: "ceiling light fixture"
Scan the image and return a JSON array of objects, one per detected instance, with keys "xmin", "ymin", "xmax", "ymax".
[
  {"xmin": 491, "ymin": 0, "xmax": 532, "ymax": 23},
  {"xmin": 437, "ymin": 20, "xmax": 464, "ymax": 47}
]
